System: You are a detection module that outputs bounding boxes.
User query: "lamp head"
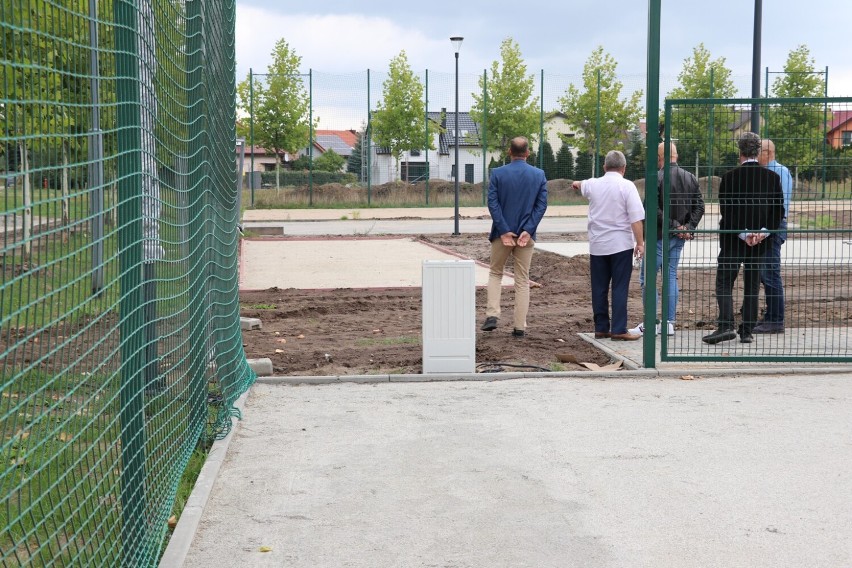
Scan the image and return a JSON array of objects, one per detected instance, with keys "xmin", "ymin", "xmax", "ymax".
[{"xmin": 450, "ymin": 36, "xmax": 464, "ymax": 54}]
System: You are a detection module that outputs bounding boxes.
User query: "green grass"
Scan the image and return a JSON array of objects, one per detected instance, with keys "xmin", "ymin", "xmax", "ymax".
[
  {"xmin": 243, "ymin": 303, "xmax": 277, "ymax": 310},
  {"xmin": 0, "ymin": 369, "xmax": 223, "ymax": 565},
  {"xmin": 801, "ymin": 214, "xmax": 837, "ymax": 229},
  {"xmin": 241, "ymin": 182, "xmax": 590, "ymax": 210}
]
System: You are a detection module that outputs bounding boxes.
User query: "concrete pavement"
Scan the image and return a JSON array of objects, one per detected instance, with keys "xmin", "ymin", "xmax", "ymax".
[{"xmin": 174, "ymin": 376, "xmax": 852, "ymax": 568}]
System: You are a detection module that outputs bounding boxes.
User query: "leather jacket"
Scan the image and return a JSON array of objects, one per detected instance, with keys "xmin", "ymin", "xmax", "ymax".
[{"xmin": 655, "ymin": 163, "xmax": 705, "ymax": 235}]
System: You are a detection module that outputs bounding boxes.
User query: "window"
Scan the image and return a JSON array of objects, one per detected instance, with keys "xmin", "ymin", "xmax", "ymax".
[
  {"xmin": 842, "ymin": 131, "xmax": 852, "ymax": 147},
  {"xmin": 409, "ymin": 149, "xmax": 421, "ymax": 157},
  {"xmin": 402, "ymin": 162, "xmax": 428, "ymax": 182},
  {"xmin": 465, "ymin": 164, "xmax": 474, "ymax": 184}
]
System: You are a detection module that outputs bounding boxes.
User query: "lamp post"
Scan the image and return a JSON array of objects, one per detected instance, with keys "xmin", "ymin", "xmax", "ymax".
[{"xmin": 451, "ymin": 36, "xmax": 463, "ymax": 235}]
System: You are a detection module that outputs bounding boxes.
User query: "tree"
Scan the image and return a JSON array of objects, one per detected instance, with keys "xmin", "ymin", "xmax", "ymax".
[
  {"xmin": 290, "ymin": 155, "xmax": 311, "ymax": 170},
  {"xmin": 469, "ymin": 38, "xmax": 540, "ymax": 160},
  {"xmin": 526, "ymin": 148, "xmax": 538, "ymax": 167},
  {"xmin": 664, "ymin": 44, "xmax": 738, "ymax": 174},
  {"xmin": 625, "ymin": 140, "xmax": 646, "ymax": 181},
  {"xmin": 371, "ymin": 50, "xmax": 434, "ymax": 180},
  {"xmin": 346, "ymin": 130, "xmax": 363, "ymax": 177},
  {"xmin": 575, "ymin": 151, "xmax": 593, "ymax": 181},
  {"xmin": 313, "ymin": 149, "xmax": 346, "ymax": 172},
  {"xmin": 540, "ymin": 140, "xmax": 557, "ymax": 180},
  {"xmin": 236, "ymin": 39, "xmax": 312, "ymax": 182},
  {"xmin": 769, "ymin": 45, "xmax": 826, "ymax": 180},
  {"xmin": 558, "ymin": 46, "xmax": 643, "ymax": 168},
  {"xmin": 555, "ymin": 143, "xmax": 574, "ymax": 180}
]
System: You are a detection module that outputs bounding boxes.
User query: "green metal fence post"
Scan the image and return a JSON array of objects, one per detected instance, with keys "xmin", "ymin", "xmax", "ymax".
[
  {"xmin": 309, "ymin": 69, "xmax": 313, "ymax": 206},
  {"xmin": 87, "ymin": 0, "xmax": 105, "ymax": 295},
  {"xmin": 643, "ymin": 0, "xmax": 661, "ymax": 369},
  {"xmin": 822, "ymin": 65, "xmax": 828, "ymax": 198},
  {"xmin": 539, "ymin": 69, "xmax": 544, "ymax": 169},
  {"xmin": 113, "ymin": 0, "xmax": 148, "ymax": 563},
  {"xmin": 708, "ymin": 67, "xmax": 715, "ymax": 200},
  {"xmin": 763, "ymin": 66, "xmax": 770, "ymax": 138},
  {"xmin": 185, "ymin": 0, "xmax": 208, "ymax": 446},
  {"xmin": 425, "ymin": 69, "xmax": 429, "ymax": 205},
  {"xmin": 367, "ymin": 68, "xmax": 371, "ymax": 206},
  {"xmin": 595, "ymin": 69, "xmax": 601, "ymax": 177},
  {"xmin": 249, "ymin": 67, "xmax": 254, "ymax": 206},
  {"xmin": 482, "ymin": 69, "xmax": 487, "ymax": 205}
]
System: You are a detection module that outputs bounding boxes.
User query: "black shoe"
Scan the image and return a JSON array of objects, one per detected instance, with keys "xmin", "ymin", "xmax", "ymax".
[
  {"xmin": 481, "ymin": 316, "xmax": 498, "ymax": 331},
  {"xmin": 740, "ymin": 333, "xmax": 753, "ymax": 344},
  {"xmin": 753, "ymin": 322, "xmax": 784, "ymax": 334},
  {"xmin": 702, "ymin": 328, "xmax": 737, "ymax": 344},
  {"xmin": 512, "ymin": 329, "xmax": 525, "ymax": 337}
]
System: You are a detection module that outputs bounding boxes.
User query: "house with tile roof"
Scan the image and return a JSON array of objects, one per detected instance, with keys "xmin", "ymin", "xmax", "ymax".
[
  {"xmin": 368, "ymin": 108, "xmax": 500, "ymax": 185},
  {"xmin": 827, "ymin": 109, "xmax": 852, "ymax": 150},
  {"xmin": 295, "ymin": 129, "xmax": 359, "ymax": 171}
]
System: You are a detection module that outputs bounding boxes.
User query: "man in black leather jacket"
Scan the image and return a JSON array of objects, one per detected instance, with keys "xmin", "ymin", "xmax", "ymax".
[{"xmin": 631, "ymin": 142, "xmax": 704, "ymax": 336}]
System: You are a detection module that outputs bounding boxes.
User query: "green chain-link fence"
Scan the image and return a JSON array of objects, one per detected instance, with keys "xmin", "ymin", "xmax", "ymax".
[
  {"xmin": 242, "ymin": 69, "xmax": 760, "ymax": 209},
  {"xmin": 655, "ymin": 97, "xmax": 852, "ymax": 362},
  {"xmin": 1, "ymin": 0, "xmax": 254, "ymax": 565}
]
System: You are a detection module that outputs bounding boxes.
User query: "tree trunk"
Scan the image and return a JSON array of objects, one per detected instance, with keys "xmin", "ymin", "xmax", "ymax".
[
  {"xmin": 20, "ymin": 140, "xmax": 32, "ymax": 264},
  {"xmin": 62, "ymin": 140, "xmax": 70, "ymax": 242},
  {"xmin": 276, "ymin": 155, "xmax": 281, "ymax": 197}
]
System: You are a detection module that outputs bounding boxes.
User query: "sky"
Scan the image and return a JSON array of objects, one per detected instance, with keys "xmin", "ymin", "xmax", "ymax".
[{"xmin": 234, "ymin": 1, "xmax": 852, "ymax": 128}]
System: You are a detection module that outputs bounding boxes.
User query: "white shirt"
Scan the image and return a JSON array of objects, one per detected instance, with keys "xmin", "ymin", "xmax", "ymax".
[{"xmin": 581, "ymin": 171, "xmax": 645, "ymax": 256}]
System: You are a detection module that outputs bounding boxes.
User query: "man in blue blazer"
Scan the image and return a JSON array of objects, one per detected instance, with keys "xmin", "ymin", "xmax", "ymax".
[{"xmin": 481, "ymin": 136, "xmax": 548, "ymax": 337}]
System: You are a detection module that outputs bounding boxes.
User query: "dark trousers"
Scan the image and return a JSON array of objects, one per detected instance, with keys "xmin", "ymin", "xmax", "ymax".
[
  {"xmin": 715, "ymin": 245, "xmax": 762, "ymax": 335},
  {"xmin": 590, "ymin": 249, "xmax": 634, "ymax": 335},
  {"xmin": 760, "ymin": 219, "xmax": 787, "ymax": 323}
]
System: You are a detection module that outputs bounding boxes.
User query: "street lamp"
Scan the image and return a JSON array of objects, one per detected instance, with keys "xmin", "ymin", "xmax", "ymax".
[{"xmin": 451, "ymin": 36, "xmax": 463, "ymax": 235}]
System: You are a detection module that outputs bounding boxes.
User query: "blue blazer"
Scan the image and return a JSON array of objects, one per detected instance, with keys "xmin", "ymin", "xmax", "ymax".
[{"xmin": 487, "ymin": 159, "xmax": 548, "ymax": 242}]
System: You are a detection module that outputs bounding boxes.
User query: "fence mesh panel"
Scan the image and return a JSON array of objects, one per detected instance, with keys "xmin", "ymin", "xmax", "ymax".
[
  {"xmin": 1, "ymin": 0, "xmax": 254, "ymax": 565},
  {"xmin": 660, "ymin": 98, "xmax": 852, "ymax": 362}
]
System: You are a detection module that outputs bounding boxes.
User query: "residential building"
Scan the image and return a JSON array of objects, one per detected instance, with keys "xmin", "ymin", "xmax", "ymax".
[
  {"xmin": 368, "ymin": 109, "xmax": 499, "ymax": 185},
  {"xmin": 827, "ymin": 110, "xmax": 852, "ymax": 150}
]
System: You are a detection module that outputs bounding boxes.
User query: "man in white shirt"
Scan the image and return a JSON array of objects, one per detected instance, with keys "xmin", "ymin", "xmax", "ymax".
[{"xmin": 572, "ymin": 150, "xmax": 645, "ymax": 341}]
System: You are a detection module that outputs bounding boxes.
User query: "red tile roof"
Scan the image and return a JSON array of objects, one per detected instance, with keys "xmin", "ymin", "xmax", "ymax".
[
  {"xmin": 315, "ymin": 129, "xmax": 358, "ymax": 147},
  {"xmin": 828, "ymin": 110, "xmax": 852, "ymax": 132}
]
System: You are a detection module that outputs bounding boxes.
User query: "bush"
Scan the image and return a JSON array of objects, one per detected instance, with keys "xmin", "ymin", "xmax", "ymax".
[{"xmin": 260, "ymin": 170, "xmax": 357, "ymax": 187}]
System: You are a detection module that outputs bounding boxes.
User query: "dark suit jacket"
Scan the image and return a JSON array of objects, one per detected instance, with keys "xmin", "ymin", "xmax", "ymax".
[
  {"xmin": 718, "ymin": 161, "xmax": 784, "ymax": 256},
  {"xmin": 487, "ymin": 159, "xmax": 548, "ymax": 242}
]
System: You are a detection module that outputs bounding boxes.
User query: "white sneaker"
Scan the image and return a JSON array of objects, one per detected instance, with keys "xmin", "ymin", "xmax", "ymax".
[
  {"xmin": 630, "ymin": 322, "xmax": 675, "ymax": 336},
  {"xmin": 628, "ymin": 322, "xmax": 646, "ymax": 335}
]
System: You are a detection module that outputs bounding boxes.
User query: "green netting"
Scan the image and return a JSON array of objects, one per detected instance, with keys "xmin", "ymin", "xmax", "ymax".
[{"xmin": 1, "ymin": 0, "xmax": 254, "ymax": 565}]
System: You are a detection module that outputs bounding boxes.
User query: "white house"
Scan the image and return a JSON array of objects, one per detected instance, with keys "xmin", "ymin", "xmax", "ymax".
[{"xmin": 368, "ymin": 109, "xmax": 499, "ymax": 185}]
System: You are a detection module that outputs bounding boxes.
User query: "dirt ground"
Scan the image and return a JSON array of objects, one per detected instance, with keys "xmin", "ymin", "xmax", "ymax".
[
  {"xmin": 239, "ymin": 232, "xmax": 618, "ymax": 376},
  {"xmin": 239, "ymin": 203, "xmax": 852, "ymax": 376}
]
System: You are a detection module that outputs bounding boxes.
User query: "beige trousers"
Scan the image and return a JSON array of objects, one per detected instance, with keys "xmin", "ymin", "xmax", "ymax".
[{"xmin": 485, "ymin": 238, "xmax": 535, "ymax": 330}]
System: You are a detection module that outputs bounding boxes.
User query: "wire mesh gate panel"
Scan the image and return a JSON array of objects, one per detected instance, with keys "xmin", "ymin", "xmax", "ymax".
[
  {"xmin": 1, "ymin": 0, "xmax": 254, "ymax": 565},
  {"xmin": 658, "ymin": 97, "xmax": 852, "ymax": 363}
]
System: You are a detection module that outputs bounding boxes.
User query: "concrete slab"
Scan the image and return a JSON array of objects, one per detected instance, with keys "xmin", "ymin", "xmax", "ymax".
[
  {"xmin": 181, "ymin": 377, "xmax": 852, "ymax": 568},
  {"xmin": 239, "ymin": 237, "xmax": 513, "ymax": 290}
]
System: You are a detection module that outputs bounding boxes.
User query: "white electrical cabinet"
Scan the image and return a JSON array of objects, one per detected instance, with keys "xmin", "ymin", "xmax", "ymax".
[{"xmin": 421, "ymin": 260, "xmax": 476, "ymax": 374}]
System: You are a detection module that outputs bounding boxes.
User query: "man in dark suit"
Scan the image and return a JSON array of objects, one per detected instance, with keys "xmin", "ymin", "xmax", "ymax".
[
  {"xmin": 703, "ymin": 132, "xmax": 784, "ymax": 345},
  {"xmin": 481, "ymin": 136, "xmax": 548, "ymax": 338}
]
